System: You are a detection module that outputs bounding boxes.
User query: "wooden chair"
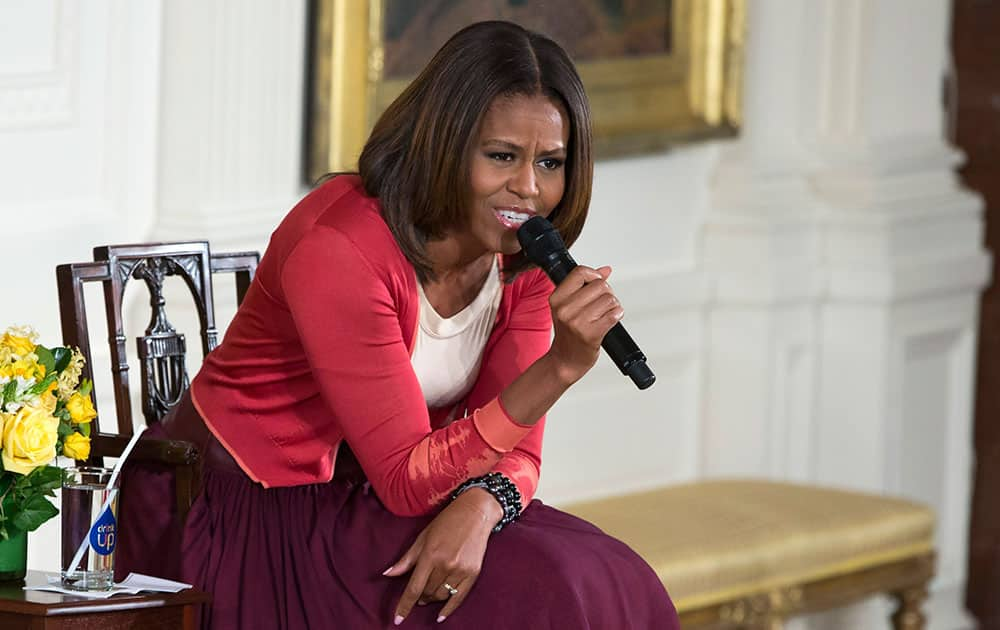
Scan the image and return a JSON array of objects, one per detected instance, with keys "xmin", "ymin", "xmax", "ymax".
[{"xmin": 56, "ymin": 242, "xmax": 259, "ymax": 521}]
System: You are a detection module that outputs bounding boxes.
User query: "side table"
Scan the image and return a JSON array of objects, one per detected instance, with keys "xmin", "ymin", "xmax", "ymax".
[{"xmin": 0, "ymin": 571, "xmax": 210, "ymax": 629}]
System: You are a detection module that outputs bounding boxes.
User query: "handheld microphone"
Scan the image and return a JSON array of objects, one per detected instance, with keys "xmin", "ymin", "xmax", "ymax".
[{"xmin": 517, "ymin": 216, "xmax": 655, "ymax": 390}]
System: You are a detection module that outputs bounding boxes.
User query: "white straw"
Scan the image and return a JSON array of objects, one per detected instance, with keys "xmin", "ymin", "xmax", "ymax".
[{"xmin": 65, "ymin": 425, "xmax": 146, "ymax": 579}]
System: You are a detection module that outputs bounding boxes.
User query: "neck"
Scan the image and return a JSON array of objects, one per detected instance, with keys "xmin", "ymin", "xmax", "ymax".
[
  {"xmin": 420, "ymin": 238, "xmax": 497, "ymax": 318},
  {"xmin": 425, "ymin": 234, "xmax": 492, "ymax": 280}
]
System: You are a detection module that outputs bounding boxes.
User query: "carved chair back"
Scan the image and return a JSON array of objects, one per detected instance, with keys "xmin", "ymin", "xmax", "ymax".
[{"xmin": 55, "ymin": 242, "xmax": 258, "ymax": 474}]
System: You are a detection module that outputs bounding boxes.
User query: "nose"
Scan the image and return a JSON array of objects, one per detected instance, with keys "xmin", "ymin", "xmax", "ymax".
[{"xmin": 507, "ymin": 161, "xmax": 539, "ymax": 199}]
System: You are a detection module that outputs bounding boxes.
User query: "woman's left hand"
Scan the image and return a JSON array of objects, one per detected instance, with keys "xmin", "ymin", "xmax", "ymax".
[{"xmin": 385, "ymin": 487, "xmax": 502, "ymax": 625}]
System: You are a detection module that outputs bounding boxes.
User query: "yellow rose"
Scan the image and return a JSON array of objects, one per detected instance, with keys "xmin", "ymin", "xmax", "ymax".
[
  {"xmin": 1, "ymin": 405, "xmax": 58, "ymax": 475},
  {"xmin": 66, "ymin": 392, "xmax": 97, "ymax": 424},
  {"xmin": 2, "ymin": 331, "xmax": 36, "ymax": 358},
  {"xmin": 62, "ymin": 432, "xmax": 91, "ymax": 461}
]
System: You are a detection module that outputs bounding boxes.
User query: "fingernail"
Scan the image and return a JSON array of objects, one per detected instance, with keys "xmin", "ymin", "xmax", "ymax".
[
  {"xmin": 417, "ymin": 600, "xmax": 427, "ymax": 606},
  {"xmin": 382, "ymin": 566, "xmax": 393, "ymax": 576},
  {"xmin": 437, "ymin": 615, "xmax": 447, "ymax": 623},
  {"xmin": 394, "ymin": 614, "xmax": 405, "ymax": 625}
]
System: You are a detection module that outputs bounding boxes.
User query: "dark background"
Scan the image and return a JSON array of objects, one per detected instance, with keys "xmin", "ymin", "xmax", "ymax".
[{"xmin": 954, "ymin": 0, "xmax": 1000, "ymax": 627}]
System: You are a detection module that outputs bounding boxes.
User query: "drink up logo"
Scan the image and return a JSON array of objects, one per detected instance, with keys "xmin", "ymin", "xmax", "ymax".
[{"xmin": 89, "ymin": 507, "xmax": 117, "ymax": 556}]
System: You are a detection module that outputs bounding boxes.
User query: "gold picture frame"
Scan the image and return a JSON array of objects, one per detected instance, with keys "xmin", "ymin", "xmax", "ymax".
[{"xmin": 307, "ymin": 0, "xmax": 745, "ymax": 182}]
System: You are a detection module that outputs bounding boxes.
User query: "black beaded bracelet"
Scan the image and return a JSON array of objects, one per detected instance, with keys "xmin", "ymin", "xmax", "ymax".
[{"xmin": 451, "ymin": 472, "xmax": 523, "ymax": 532}]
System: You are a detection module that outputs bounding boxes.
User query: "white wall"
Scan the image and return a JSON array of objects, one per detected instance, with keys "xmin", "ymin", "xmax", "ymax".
[
  {"xmin": 0, "ymin": 0, "xmax": 163, "ymax": 591},
  {"xmin": 0, "ymin": 2, "xmax": 985, "ymax": 628}
]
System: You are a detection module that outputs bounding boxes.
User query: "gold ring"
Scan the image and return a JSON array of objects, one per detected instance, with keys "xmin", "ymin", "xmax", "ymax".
[{"xmin": 442, "ymin": 582, "xmax": 459, "ymax": 596}]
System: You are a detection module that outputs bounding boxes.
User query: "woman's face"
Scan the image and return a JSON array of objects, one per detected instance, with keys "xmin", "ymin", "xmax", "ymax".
[{"xmin": 462, "ymin": 93, "xmax": 570, "ymax": 257}]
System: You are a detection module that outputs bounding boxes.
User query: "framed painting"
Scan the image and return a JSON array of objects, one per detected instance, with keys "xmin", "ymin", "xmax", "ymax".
[{"xmin": 306, "ymin": 0, "xmax": 745, "ymax": 181}]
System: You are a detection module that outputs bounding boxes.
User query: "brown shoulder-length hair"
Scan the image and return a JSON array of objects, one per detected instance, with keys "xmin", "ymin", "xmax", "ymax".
[{"xmin": 357, "ymin": 20, "xmax": 593, "ymax": 282}]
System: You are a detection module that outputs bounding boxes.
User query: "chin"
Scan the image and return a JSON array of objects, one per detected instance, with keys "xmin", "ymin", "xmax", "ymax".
[{"xmin": 498, "ymin": 234, "xmax": 523, "ymax": 256}]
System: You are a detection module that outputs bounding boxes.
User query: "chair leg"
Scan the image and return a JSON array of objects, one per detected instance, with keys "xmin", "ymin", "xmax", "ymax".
[{"xmin": 891, "ymin": 584, "xmax": 928, "ymax": 630}]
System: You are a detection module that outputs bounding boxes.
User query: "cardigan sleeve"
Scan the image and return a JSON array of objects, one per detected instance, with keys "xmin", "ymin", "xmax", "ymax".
[
  {"xmin": 280, "ymin": 226, "xmax": 535, "ymax": 516},
  {"xmin": 465, "ymin": 269, "xmax": 554, "ymax": 507}
]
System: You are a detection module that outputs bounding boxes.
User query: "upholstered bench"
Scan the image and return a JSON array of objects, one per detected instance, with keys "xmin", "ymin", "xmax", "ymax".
[{"xmin": 564, "ymin": 480, "xmax": 935, "ymax": 629}]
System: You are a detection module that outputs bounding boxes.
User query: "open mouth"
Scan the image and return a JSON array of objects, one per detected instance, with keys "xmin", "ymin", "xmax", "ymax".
[{"xmin": 494, "ymin": 208, "xmax": 534, "ymax": 229}]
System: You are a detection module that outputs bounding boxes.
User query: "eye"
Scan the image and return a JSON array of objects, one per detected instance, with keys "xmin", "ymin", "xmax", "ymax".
[
  {"xmin": 488, "ymin": 152, "xmax": 515, "ymax": 162},
  {"xmin": 538, "ymin": 157, "xmax": 564, "ymax": 171}
]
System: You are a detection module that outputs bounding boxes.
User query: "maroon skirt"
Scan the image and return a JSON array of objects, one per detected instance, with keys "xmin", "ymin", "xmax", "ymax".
[{"xmin": 117, "ymin": 395, "xmax": 679, "ymax": 629}]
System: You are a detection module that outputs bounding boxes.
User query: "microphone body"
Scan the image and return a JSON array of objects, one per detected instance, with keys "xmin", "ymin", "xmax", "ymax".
[{"xmin": 517, "ymin": 217, "xmax": 655, "ymax": 390}]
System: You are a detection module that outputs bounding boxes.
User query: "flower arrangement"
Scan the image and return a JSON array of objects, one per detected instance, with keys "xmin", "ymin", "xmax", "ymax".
[{"xmin": 0, "ymin": 326, "xmax": 94, "ymax": 540}]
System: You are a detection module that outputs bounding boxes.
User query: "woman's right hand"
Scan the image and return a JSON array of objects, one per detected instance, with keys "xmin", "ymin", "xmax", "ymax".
[
  {"xmin": 496, "ymin": 265, "xmax": 623, "ymax": 427},
  {"xmin": 545, "ymin": 265, "xmax": 623, "ymax": 385}
]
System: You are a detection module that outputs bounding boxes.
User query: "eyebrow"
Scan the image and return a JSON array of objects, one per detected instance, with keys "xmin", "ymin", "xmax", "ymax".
[{"xmin": 482, "ymin": 139, "xmax": 566, "ymax": 156}]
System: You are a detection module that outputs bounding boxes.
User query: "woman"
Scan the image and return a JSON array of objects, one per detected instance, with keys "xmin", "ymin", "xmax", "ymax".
[{"xmin": 119, "ymin": 20, "xmax": 678, "ymax": 629}]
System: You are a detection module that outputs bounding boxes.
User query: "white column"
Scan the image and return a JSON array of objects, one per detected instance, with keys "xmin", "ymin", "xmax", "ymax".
[
  {"xmin": 153, "ymin": 0, "xmax": 308, "ymax": 252},
  {"xmin": 701, "ymin": 0, "xmax": 823, "ymax": 482},
  {"xmin": 806, "ymin": 2, "xmax": 986, "ymax": 628},
  {"xmin": 704, "ymin": 1, "xmax": 986, "ymax": 628}
]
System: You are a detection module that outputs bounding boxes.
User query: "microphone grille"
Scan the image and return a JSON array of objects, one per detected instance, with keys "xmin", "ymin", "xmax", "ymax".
[{"xmin": 517, "ymin": 216, "xmax": 567, "ymax": 265}]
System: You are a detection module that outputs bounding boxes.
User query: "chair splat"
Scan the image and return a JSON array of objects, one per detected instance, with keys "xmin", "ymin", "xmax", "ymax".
[
  {"xmin": 56, "ymin": 241, "xmax": 259, "ymax": 520},
  {"xmin": 131, "ymin": 257, "xmax": 192, "ymax": 424}
]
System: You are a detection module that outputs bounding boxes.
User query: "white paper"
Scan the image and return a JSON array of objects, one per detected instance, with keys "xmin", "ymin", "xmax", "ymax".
[
  {"xmin": 118, "ymin": 572, "xmax": 192, "ymax": 593},
  {"xmin": 24, "ymin": 572, "xmax": 193, "ymax": 599}
]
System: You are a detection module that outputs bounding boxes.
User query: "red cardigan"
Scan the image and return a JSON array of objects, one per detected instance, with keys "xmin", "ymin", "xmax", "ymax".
[{"xmin": 191, "ymin": 175, "xmax": 553, "ymax": 516}]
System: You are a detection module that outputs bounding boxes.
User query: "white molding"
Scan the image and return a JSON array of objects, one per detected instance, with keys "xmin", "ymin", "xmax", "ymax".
[
  {"xmin": 885, "ymin": 294, "xmax": 980, "ymax": 594},
  {"xmin": 809, "ymin": 135, "xmax": 964, "ymax": 179},
  {"xmin": 0, "ymin": 0, "xmax": 78, "ymax": 128},
  {"xmin": 705, "ymin": 183, "xmax": 989, "ymax": 305},
  {"xmin": 826, "ymin": 252, "xmax": 991, "ymax": 303},
  {"xmin": 769, "ymin": 334, "xmax": 817, "ymax": 481}
]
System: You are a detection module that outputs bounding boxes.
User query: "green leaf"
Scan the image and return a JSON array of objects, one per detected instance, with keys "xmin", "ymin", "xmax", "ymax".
[
  {"xmin": 28, "ymin": 466, "xmax": 63, "ymax": 492},
  {"xmin": 0, "ymin": 524, "xmax": 8, "ymax": 541},
  {"xmin": 52, "ymin": 347, "xmax": 72, "ymax": 373},
  {"xmin": 10, "ymin": 493, "xmax": 58, "ymax": 533},
  {"xmin": 35, "ymin": 345, "xmax": 55, "ymax": 375},
  {"xmin": 24, "ymin": 373, "xmax": 57, "ymax": 398},
  {"xmin": 79, "ymin": 423, "xmax": 91, "ymax": 438},
  {"xmin": 79, "ymin": 378, "xmax": 92, "ymax": 397},
  {"xmin": 1, "ymin": 380, "xmax": 16, "ymax": 406},
  {"xmin": 12, "ymin": 472, "xmax": 31, "ymax": 492},
  {"xmin": 57, "ymin": 421, "xmax": 73, "ymax": 438}
]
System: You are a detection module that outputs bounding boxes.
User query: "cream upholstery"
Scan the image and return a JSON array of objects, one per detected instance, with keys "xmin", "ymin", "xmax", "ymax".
[{"xmin": 563, "ymin": 480, "xmax": 934, "ymax": 613}]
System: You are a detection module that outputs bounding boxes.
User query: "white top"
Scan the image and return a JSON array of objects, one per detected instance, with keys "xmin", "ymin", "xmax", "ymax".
[{"xmin": 411, "ymin": 256, "xmax": 503, "ymax": 409}]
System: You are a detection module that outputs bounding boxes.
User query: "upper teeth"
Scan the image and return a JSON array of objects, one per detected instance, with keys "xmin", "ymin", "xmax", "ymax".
[{"xmin": 498, "ymin": 210, "xmax": 530, "ymax": 223}]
